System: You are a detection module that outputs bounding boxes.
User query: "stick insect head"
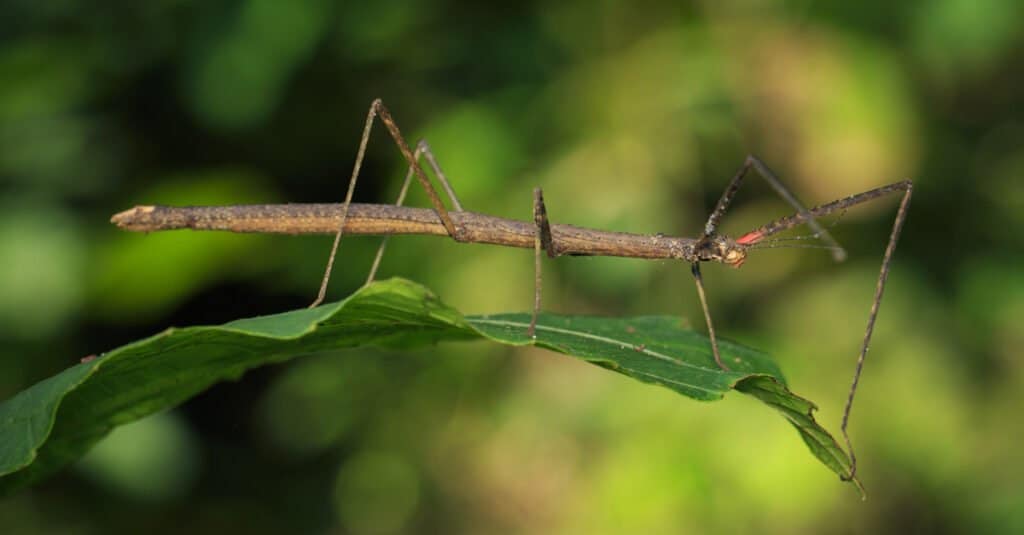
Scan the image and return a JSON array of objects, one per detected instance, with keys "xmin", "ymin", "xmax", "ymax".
[{"xmin": 697, "ymin": 234, "xmax": 748, "ymax": 268}]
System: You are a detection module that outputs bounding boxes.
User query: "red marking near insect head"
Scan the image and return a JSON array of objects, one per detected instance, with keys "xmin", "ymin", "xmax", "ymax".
[{"xmin": 736, "ymin": 230, "xmax": 764, "ymax": 245}]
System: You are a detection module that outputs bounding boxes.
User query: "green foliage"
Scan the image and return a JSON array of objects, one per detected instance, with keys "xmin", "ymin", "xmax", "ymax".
[{"xmin": 0, "ymin": 278, "xmax": 857, "ymax": 496}]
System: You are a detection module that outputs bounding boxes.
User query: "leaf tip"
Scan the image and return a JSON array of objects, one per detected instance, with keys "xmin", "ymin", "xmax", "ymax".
[{"xmin": 846, "ymin": 475, "xmax": 867, "ymax": 500}]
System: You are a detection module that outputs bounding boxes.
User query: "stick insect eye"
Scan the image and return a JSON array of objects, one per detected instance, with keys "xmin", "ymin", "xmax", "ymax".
[{"xmin": 723, "ymin": 248, "xmax": 746, "ymax": 266}]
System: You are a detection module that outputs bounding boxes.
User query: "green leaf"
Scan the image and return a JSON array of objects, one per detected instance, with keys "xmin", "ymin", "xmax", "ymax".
[{"xmin": 0, "ymin": 277, "xmax": 860, "ymax": 495}]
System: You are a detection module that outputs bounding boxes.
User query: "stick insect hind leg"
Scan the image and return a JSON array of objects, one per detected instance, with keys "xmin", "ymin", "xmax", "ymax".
[
  {"xmin": 365, "ymin": 139, "xmax": 463, "ymax": 285},
  {"xmin": 695, "ymin": 155, "xmax": 846, "ymax": 371},
  {"xmin": 314, "ymin": 99, "xmax": 557, "ymax": 342},
  {"xmin": 311, "ymin": 99, "xmax": 466, "ymax": 308},
  {"xmin": 739, "ymin": 179, "xmax": 914, "ymax": 482}
]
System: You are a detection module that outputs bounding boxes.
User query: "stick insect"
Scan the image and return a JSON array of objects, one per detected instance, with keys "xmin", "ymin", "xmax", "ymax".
[{"xmin": 112, "ymin": 99, "xmax": 913, "ymax": 481}]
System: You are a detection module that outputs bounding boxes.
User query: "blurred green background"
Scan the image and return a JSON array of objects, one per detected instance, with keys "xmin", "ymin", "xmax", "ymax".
[{"xmin": 2, "ymin": 0, "xmax": 1022, "ymax": 533}]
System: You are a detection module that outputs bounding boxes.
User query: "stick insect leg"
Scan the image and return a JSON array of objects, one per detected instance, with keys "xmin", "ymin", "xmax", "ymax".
[
  {"xmin": 737, "ymin": 180, "xmax": 913, "ymax": 481},
  {"xmin": 838, "ymin": 183, "xmax": 913, "ymax": 481},
  {"xmin": 691, "ymin": 263, "xmax": 728, "ymax": 371},
  {"xmin": 420, "ymin": 140, "xmax": 464, "ymax": 212},
  {"xmin": 365, "ymin": 139, "xmax": 465, "ymax": 284},
  {"xmin": 310, "ymin": 99, "xmax": 464, "ymax": 308},
  {"xmin": 527, "ymin": 187, "xmax": 555, "ymax": 338},
  {"xmin": 705, "ymin": 155, "xmax": 845, "ymax": 261},
  {"xmin": 692, "ymin": 155, "xmax": 846, "ymax": 366}
]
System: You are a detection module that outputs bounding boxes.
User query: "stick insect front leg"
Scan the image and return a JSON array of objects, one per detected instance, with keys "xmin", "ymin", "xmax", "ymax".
[
  {"xmin": 691, "ymin": 262, "xmax": 727, "ymax": 370},
  {"xmin": 705, "ymin": 155, "xmax": 846, "ymax": 259},
  {"xmin": 311, "ymin": 99, "xmax": 465, "ymax": 308},
  {"xmin": 739, "ymin": 179, "xmax": 914, "ymax": 482},
  {"xmin": 695, "ymin": 155, "xmax": 844, "ymax": 371}
]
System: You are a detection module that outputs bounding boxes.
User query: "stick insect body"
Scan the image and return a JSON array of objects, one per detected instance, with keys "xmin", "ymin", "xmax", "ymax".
[{"xmin": 112, "ymin": 99, "xmax": 913, "ymax": 482}]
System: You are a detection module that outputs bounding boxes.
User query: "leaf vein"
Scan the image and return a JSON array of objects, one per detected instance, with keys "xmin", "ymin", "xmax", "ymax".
[{"xmin": 469, "ymin": 318, "xmax": 714, "ymax": 372}]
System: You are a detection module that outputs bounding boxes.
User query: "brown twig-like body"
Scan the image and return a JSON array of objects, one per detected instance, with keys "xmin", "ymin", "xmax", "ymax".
[{"xmin": 111, "ymin": 203, "xmax": 703, "ymax": 260}]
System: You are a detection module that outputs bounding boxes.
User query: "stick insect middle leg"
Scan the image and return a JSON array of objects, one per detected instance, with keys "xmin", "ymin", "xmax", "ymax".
[
  {"xmin": 528, "ymin": 187, "xmax": 556, "ymax": 338},
  {"xmin": 311, "ymin": 99, "xmax": 466, "ymax": 308}
]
